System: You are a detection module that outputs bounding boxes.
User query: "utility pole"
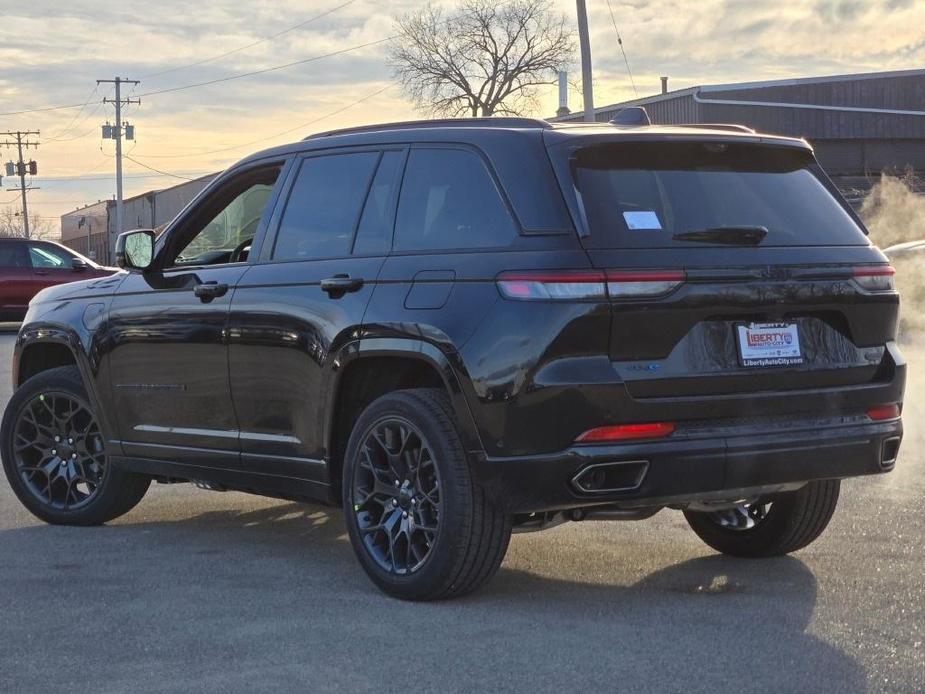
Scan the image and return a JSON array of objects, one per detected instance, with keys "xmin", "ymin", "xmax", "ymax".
[
  {"xmin": 98, "ymin": 77, "xmax": 140, "ymax": 242},
  {"xmin": 575, "ymin": 0, "xmax": 595, "ymax": 122},
  {"xmin": 1, "ymin": 130, "xmax": 40, "ymax": 237}
]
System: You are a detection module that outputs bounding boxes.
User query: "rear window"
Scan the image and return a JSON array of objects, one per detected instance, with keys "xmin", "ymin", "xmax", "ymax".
[{"xmin": 574, "ymin": 142, "xmax": 868, "ymax": 248}]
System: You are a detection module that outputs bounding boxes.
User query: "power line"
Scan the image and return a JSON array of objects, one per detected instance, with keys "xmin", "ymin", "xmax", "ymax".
[
  {"xmin": 43, "ymin": 85, "xmax": 100, "ymax": 141},
  {"xmin": 142, "ymin": 0, "xmax": 358, "ymax": 79},
  {"xmin": 38, "ymin": 172, "xmax": 211, "ymax": 183},
  {"xmin": 0, "ymin": 100, "xmax": 91, "ymax": 118},
  {"xmin": 45, "ymin": 95, "xmax": 110, "ymax": 144},
  {"xmin": 123, "ymin": 154, "xmax": 203, "ymax": 181},
  {"xmin": 45, "ymin": 124, "xmax": 101, "ymax": 144},
  {"xmin": 605, "ymin": 0, "xmax": 638, "ymax": 97},
  {"xmin": 137, "ymin": 37, "xmax": 393, "ymax": 98},
  {"xmin": 0, "ymin": 35, "xmax": 392, "ymax": 117},
  {"xmin": 19, "ymin": 199, "xmax": 107, "ymax": 204},
  {"xmin": 134, "ymin": 83, "xmax": 393, "ymax": 159}
]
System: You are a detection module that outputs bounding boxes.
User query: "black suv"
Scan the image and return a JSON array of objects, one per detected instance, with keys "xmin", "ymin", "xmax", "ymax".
[{"xmin": 1, "ymin": 117, "xmax": 904, "ymax": 600}]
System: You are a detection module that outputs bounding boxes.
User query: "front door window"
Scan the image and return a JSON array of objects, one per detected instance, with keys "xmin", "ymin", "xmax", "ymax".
[{"xmin": 166, "ymin": 167, "xmax": 281, "ymax": 267}]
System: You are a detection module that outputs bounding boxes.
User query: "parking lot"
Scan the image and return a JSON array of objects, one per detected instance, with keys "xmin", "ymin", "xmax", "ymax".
[{"xmin": 0, "ymin": 329, "xmax": 922, "ymax": 693}]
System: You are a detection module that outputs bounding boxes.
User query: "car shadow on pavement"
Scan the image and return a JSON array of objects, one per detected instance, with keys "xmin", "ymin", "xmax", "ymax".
[
  {"xmin": 486, "ymin": 555, "xmax": 864, "ymax": 691},
  {"xmin": 0, "ymin": 499, "xmax": 866, "ymax": 693}
]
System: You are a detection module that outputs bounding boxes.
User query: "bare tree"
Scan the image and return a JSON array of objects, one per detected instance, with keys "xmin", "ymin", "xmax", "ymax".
[
  {"xmin": 0, "ymin": 206, "xmax": 56, "ymax": 240},
  {"xmin": 390, "ymin": 0, "xmax": 574, "ymax": 118}
]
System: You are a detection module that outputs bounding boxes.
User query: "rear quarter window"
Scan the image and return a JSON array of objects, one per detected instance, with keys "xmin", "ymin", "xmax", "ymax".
[
  {"xmin": 574, "ymin": 142, "xmax": 869, "ymax": 248},
  {"xmin": 394, "ymin": 148, "xmax": 518, "ymax": 252}
]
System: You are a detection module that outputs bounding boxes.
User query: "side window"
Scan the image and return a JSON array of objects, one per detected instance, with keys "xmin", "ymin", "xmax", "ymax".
[
  {"xmin": 394, "ymin": 148, "xmax": 518, "ymax": 252},
  {"xmin": 171, "ymin": 166, "xmax": 281, "ymax": 267},
  {"xmin": 272, "ymin": 152, "xmax": 379, "ymax": 261},
  {"xmin": 353, "ymin": 151, "xmax": 404, "ymax": 255},
  {"xmin": 28, "ymin": 244, "xmax": 71, "ymax": 269},
  {"xmin": 0, "ymin": 242, "xmax": 28, "ymax": 268}
]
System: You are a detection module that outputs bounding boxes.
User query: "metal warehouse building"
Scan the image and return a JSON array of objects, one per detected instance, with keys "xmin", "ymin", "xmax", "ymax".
[
  {"xmin": 60, "ymin": 173, "xmax": 217, "ymax": 264},
  {"xmin": 555, "ymin": 68, "xmax": 925, "ymax": 179}
]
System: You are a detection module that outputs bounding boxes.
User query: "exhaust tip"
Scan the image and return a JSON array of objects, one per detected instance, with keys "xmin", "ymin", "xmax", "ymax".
[
  {"xmin": 880, "ymin": 437, "xmax": 901, "ymax": 469},
  {"xmin": 572, "ymin": 461, "xmax": 648, "ymax": 494}
]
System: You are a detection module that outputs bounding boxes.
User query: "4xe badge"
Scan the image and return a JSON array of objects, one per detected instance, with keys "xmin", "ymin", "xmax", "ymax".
[{"xmin": 737, "ymin": 322, "xmax": 803, "ymax": 368}]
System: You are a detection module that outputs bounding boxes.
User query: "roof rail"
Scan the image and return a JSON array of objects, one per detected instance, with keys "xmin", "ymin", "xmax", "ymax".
[
  {"xmin": 675, "ymin": 123, "xmax": 756, "ymax": 134},
  {"xmin": 305, "ymin": 117, "xmax": 551, "ymax": 140}
]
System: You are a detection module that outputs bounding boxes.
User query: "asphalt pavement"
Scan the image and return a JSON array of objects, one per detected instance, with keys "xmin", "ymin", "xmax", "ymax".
[{"xmin": 0, "ymin": 329, "xmax": 922, "ymax": 693}]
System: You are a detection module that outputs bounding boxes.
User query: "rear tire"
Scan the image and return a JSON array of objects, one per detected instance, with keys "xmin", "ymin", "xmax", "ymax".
[
  {"xmin": 1, "ymin": 366, "xmax": 150, "ymax": 526},
  {"xmin": 342, "ymin": 388, "xmax": 511, "ymax": 601},
  {"xmin": 683, "ymin": 479, "xmax": 840, "ymax": 557}
]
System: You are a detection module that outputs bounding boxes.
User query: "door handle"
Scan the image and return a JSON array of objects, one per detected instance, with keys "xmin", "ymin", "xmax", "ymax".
[
  {"xmin": 320, "ymin": 274, "xmax": 364, "ymax": 296},
  {"xmin": 193, "ymin": 281, "xmax": 229, "ymax": 303},
  {"xmin": 34, "ymin": 269, "xmax": 49, "ymax": 276}
]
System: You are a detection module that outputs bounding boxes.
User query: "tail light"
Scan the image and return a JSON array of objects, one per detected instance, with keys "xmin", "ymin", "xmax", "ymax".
[
  {"xmin": 496, "ymin": 271, "xmax": 606, "ymax": 300},
  {"xmin": 867, "ymin": 403, "xmax": 900, "ymax": 421},
  {"xmin": 497, "ymin": 269, "xmax": 684, "ymax": 300},
  {"xmin": 576, "ymin": 422, "xmax": 676, "ymax": 443},
  {"xmin": 852, "ymin": 266, "xmax": 895, "ymax": 292}
]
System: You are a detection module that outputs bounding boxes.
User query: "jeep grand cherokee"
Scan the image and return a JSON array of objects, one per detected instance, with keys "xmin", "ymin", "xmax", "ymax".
[{"xmin": 1, "ymin": 117, "xmax": 904, "ymax": 600}]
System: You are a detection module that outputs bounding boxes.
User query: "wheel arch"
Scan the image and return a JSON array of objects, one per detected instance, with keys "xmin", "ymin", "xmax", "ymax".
[
  {"xmin": 14, "ymin": 325, "xmax": 117, "ymax": 446},
  {"xmin": 17, "ymin": 340, "xmax": 79, "ymax": 387},
  {"xmin": 326, "ymin": 338, "xmax": 484, "ymax": 495}
]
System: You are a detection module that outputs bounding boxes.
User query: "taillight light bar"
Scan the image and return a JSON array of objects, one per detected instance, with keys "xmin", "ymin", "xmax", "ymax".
[
  {"xmin": 606, "ymin": 270, "xmax": 686, "ymax": 298},
  {"xmin": 576, "ymin": 422, "xmax": 676, "ymax": 443},
  {"xmin": 497, "ymin": 269, "xmax": 685, "ymax": 300},
  {"xmin": 852, "ymin": 265, "xmax": 895, "ymax": 292},
  {"xmin": 496, "ymin": 271, "xmax": 606, "ymax": 300}
]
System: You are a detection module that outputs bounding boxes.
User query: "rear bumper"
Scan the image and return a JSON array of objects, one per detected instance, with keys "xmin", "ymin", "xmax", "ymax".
[{"xmin": 479, "ymin": 415, "xmax": 903, "ymax": 514}]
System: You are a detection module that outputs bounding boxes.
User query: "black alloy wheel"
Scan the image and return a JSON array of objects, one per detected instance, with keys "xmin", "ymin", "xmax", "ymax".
[
  {"xmin": 1, "ymin": 366, "xmax": 151, "ymax": 526},
  {"xmin": 13, "ymin": 391, "xmax": 107, "ymax": 511},
  {"xmin": 683, "ymin": 479, "xmax": 841, "ymax": 557},
  {"xmin": 351, "ymin": 417, "xmax": 441, "ymax": 575},
  {"xmin": 704, "ymin": 500, "xmax": 773, "ymax": 532},
  {"xmin": 342, "ymin": 389, "xmax": 511, "ymax": 601}
]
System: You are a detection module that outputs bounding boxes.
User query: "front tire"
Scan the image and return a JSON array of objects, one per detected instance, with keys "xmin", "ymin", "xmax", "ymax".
[
  {"xmin": 683, "ymin": 479, "xmax": 840, "ymax": 557},
  {"xmin": 342, "ymin": 388, "xmax": 511, "ymax": 601},
  {"xmin": 1, "ymin": 366, "xmax": 150, "ymax": 526}
]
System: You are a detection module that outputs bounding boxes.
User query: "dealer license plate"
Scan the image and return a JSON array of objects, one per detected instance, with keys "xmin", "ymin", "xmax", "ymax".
[{"xmin": 736, "ymin": 322, "xmax": 803, "ymax": 367}]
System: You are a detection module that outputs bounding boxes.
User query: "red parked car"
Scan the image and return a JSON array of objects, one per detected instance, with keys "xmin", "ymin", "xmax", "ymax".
[{"xmin": 0, "ymin": 238, "xmax": 116, "ymax": 321}]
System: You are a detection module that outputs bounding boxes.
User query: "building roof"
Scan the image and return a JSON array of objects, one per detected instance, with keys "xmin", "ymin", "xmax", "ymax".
[
  {"xmin": 61, "ymin": 199, "xmax": 110, "ymax": 218},
  {"xmin": 556, "ymin": 68, "xmax": 925, "ymax": 121}
]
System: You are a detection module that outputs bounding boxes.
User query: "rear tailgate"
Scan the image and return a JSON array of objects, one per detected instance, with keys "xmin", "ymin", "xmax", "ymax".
[
  {"xmin": 554, "ymin": 136, "xmax": 900, "ymax": 405},
  {"xmin": 597, "ymin": 250, "xmax": 897, "ymax": 399}
]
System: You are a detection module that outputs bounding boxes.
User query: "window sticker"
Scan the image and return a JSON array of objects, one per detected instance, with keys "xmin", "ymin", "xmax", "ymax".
[{"xmin": 623, "ymin": 210, "xmax": 662, "ymax": 230}]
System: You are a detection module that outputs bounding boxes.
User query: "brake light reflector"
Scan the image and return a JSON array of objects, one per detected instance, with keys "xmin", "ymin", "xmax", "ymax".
[
  {"xmin": 496, "ymin": 271, "xmax": 606, "ymax": 300},
  {"xmin": 606, "ymin": 269, "xmax": 686, "ymax": 298},
  {"xmin": 867, "ymin": 403, "xmax": 900, "ymax": 421},
  {"xmin": 852, "ymin": 266, "xmax": 895, "ymax": 292},
  {"xmin": 576, "ymin": 422, "xmax": 676, "ymax": 443}
]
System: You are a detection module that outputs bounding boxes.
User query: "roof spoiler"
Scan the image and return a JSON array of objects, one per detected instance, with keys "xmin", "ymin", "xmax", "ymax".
[{"xmin": 674, "ymin": 123, "xmax": 756, "ymax": 133}]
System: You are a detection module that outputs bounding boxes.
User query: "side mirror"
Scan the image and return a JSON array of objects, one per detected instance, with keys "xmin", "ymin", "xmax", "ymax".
[
  {"xmin": 115, "ymin": 229, "xmax": 155, "ymax": 271},
  {"xmin": 71, "ymin": 257, "xmax": 88, "ymax": 271}
]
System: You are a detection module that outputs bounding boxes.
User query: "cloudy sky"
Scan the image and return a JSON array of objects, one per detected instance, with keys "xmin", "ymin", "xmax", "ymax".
[{"xmin": 1, "ymin": 0, "xmax": 923, "ymax": 225}]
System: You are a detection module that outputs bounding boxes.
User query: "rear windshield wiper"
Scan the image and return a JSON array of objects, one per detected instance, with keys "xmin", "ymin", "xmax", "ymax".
[{"xmin": 672, "ymin": 226, "xmax": 768, "ymax": 245}]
